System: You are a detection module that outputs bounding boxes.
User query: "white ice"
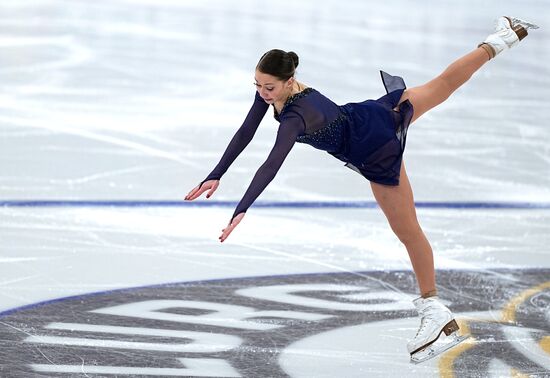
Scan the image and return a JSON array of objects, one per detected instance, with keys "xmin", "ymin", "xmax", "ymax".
[{"xmin": 1, "ymin": 0, "xmax": 549, "ymax": 377}]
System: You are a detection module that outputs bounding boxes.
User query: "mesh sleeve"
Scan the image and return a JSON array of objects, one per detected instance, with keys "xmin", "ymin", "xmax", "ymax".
[
  {"xmin": 200, "ymin": 92, "xmax": 269, "ymax": 186},
  {"xmin": 230, "ymin": 111, "xmax": 305, "ymax": 222}
]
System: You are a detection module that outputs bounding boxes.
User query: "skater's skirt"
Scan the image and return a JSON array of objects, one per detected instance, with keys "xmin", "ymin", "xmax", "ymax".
[{"xmin": 335, "ymin": 71, "xmax": 414, "ymax": 186}]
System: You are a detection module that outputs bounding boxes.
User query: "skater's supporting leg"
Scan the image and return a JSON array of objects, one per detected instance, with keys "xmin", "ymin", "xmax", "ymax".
[
  {"xmin": 370, "ymin": 162, "xmax": 435, "ymax": 295},
  {"xmin": 399, "ymin": 47, "xmax": 489, "ymax": 123},
  {"xmin": 377, "ymin": 16, "xmax": 538, "ymax": 363},
  {"xmin": 371, "ymin": 176, "xmax": 468, "ymax": 363}
]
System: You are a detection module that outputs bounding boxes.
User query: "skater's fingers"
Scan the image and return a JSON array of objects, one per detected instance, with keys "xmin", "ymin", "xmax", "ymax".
[
  {"xmin": 206, "ymin": 181, "xmax": 219, "ymax": 199},
  {"xmin": 185, "ymin": 184, "xmax": 207, "ymax": 201},
  {"xmin": 219, "ymin": 224, "xmax": 232, "ymax": 242},
  {"xmin": 188, "ymin": 179, "xmax": 218, "ymax": 200},
  {"xmin": 184, "ymin": 185, "xmax": 199, "ymax": 201},
  {"xmin": 185, "ymin": 185, "xmax": 199, "ymax": 198},
  {"xmin": 219, "ymin": 213, "xmax": 245, "ymax": 242}
]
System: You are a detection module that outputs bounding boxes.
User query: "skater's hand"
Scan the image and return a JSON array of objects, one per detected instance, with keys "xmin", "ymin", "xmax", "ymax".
[
  {"xmin": 185, "ymin": 180, "xmax": 219, "ymax": 201},
  {"xmin": 219, "ymin": 213, "xmax": 245, "ymax": 243}
]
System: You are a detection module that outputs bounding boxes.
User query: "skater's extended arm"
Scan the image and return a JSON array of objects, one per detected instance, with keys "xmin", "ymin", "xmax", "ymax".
[
  {"xmin": 201, "ymin": 92, "xmax": 269, "ymax": 184},
  {"xmin": 186, "ymin": 92, "xmax": 269, "ymax": 202},
  {"xmin": 229, "ymin": 111, "xmax": 305, "ymax": 223},
  {"xmin": 218, "ymin": 112, "xmax": 304, "ymax": 242}
]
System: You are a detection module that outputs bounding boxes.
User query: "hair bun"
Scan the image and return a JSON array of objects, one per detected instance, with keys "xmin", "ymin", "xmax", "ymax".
[
  {"xmin": 287, "ymin": 51, "xmax": 299, "ymax": 69},
  {"xmin": 256, "ymin": 49, "xmax": 299, "ymax": 81}
]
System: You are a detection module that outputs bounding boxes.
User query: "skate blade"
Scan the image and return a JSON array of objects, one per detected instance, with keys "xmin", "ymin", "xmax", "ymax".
[
  {"xmin": 410, "ymin": 333, "xmax": 470, "ymax": 364},
  {"xmin": 511, "ymin": 17, "xmax": 539, "ymax": 30}
]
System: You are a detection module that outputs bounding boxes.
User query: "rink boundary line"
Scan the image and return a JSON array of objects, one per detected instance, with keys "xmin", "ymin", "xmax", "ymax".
[
  {"xmin": 1, "ymin": 200, "xmax": 550, "ymax": 209},
  {"xmin": 1, "ymin": 268, "xmax": 548, "ymax": 319}
]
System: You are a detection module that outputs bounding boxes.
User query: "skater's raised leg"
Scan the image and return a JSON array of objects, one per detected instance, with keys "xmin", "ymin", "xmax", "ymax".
[
  {"xmin": 400, "ymin": 16, "xmax": 538, "ymax": 124},
  {"xmin": 399, "ymin": 47, "xmax": 489, "ymax": 124}
]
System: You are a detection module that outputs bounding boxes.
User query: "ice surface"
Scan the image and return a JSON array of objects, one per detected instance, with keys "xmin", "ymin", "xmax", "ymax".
[{"xmin": 0, "ymin": 0, "xmax": 549, "ymax": 377}]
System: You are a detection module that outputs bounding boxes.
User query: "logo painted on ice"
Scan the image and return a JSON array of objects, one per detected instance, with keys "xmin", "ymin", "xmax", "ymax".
[{"xmin": 0, "ymin": 269, "xmax": 548, "ymax": 377}]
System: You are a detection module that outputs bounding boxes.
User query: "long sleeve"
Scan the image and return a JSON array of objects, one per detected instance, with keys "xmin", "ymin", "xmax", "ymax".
[
  {"xmin": 201, "ymin": 92, "xmax": 269, "ymax": 185},
  {"xmin": 230, "ymin": 111, "xmax": 305, "ymax": 222}
]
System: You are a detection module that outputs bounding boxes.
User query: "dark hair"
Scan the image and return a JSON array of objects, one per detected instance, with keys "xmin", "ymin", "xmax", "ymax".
[{"xmin": 256, "ymin": 49, "xmax": 299, "ymax": 81}]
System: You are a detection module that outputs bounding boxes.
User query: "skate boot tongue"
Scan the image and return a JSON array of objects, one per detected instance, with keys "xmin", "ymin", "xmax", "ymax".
[
  {"xmin": 413, "ymin": 296, "xmax": 444, "ymax": 311},
  {"xmin": 412, "ymin": 296, "xmax": 433, "ymax": 307}
]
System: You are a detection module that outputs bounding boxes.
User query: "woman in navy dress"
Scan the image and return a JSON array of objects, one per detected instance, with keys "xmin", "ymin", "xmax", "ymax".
[{"xmin": 185, "ymin": 17, "xmax": 538, "ymax": 362}]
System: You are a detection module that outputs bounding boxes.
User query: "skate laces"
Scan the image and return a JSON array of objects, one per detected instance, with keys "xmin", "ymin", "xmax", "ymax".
[
  {"xmin": 413, "ymin": 299, "xmax": 441, "ymax": 338},
  {"xmin": 415, "ymin": 314, "xmax": 434, "ymax": 338}
]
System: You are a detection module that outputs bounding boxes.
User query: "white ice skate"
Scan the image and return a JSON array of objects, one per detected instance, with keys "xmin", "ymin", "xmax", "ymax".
[
  {"xmin": 480, "ymin": 16, "xmax": 539, "ymax": 59},
  {"xmin": 408, "ymin": 296, "xmax": 469, "ymax": 364}
]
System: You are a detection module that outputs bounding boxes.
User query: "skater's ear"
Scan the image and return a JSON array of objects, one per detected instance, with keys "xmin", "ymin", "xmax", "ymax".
[{"xmin": 285, "ymin": 76, "xmax": 295, "ymax": 88}]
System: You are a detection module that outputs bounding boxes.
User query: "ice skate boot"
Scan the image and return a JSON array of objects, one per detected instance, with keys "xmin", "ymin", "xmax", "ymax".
[
  {"xmin": 408, "ymin": 296, "xmax": 469, "ymax": 364},
  {"xmin": 479, "ymin": 16, "xmax": 539, "ymax": 59}
]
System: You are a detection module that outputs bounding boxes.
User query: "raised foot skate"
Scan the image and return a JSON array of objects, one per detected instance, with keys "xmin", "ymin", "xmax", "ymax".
[
  {"xmin": 480, "ymin": 16, "xmax": 539, "ymax": 59},
  {"xmin": 409, "ymin": 319, "xmax": 470, "ymax": 364}
]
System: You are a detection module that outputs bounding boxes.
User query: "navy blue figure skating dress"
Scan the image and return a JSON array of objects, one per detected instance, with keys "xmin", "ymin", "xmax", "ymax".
[{"xmin": 201, "ymin": 71, "xmax": 414, "ymax": 222}]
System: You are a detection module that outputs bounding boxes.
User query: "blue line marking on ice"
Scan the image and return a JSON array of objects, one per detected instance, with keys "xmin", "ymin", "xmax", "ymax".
[{"xmin": 1, "ymin": 200, "xmax": 550, "ymax": 209}]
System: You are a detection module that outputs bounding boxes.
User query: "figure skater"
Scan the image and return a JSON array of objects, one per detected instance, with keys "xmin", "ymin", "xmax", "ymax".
[{"xmin": 185, "ymin": 17, "xmax": 538, "ymax": 362}]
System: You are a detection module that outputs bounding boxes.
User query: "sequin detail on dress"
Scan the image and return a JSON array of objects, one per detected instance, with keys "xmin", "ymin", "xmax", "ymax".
[{"xmin": 296, "ymin": 112, "xmax": 348, "ymax": 153}]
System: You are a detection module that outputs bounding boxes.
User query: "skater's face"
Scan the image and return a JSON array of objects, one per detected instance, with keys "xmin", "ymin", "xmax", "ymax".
[{"xmin": 254, "ymin": 70, "xmax": 294, "ymax": 105}]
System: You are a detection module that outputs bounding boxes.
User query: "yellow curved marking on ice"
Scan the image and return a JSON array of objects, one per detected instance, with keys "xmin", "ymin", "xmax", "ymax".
[
  {"xmin": 511, "ymin": 368, "xmax": 530, "ymax": 377},
  {"xmin": 540, "ymin": 336, "xmax": 550, "ymax": 355},
  {"xmin": 438, "ymin": 319, "xmax": 475, "ymax": 378},
  {"xmin": 439, "ymin": 280, "xmax": 550, "ymax": 377},
  {"xmin": 500, "ymin": 281, "xmax": 550, "ymax": 378},
  {"xmin": 501, "ymin": 281, "xmax": 550, "ymax": 323}
]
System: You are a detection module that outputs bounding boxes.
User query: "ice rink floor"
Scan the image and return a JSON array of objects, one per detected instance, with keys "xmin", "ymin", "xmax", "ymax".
[{"xmin": 1, "ymin": 0, "xmax": 550, "ymax": 377}]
